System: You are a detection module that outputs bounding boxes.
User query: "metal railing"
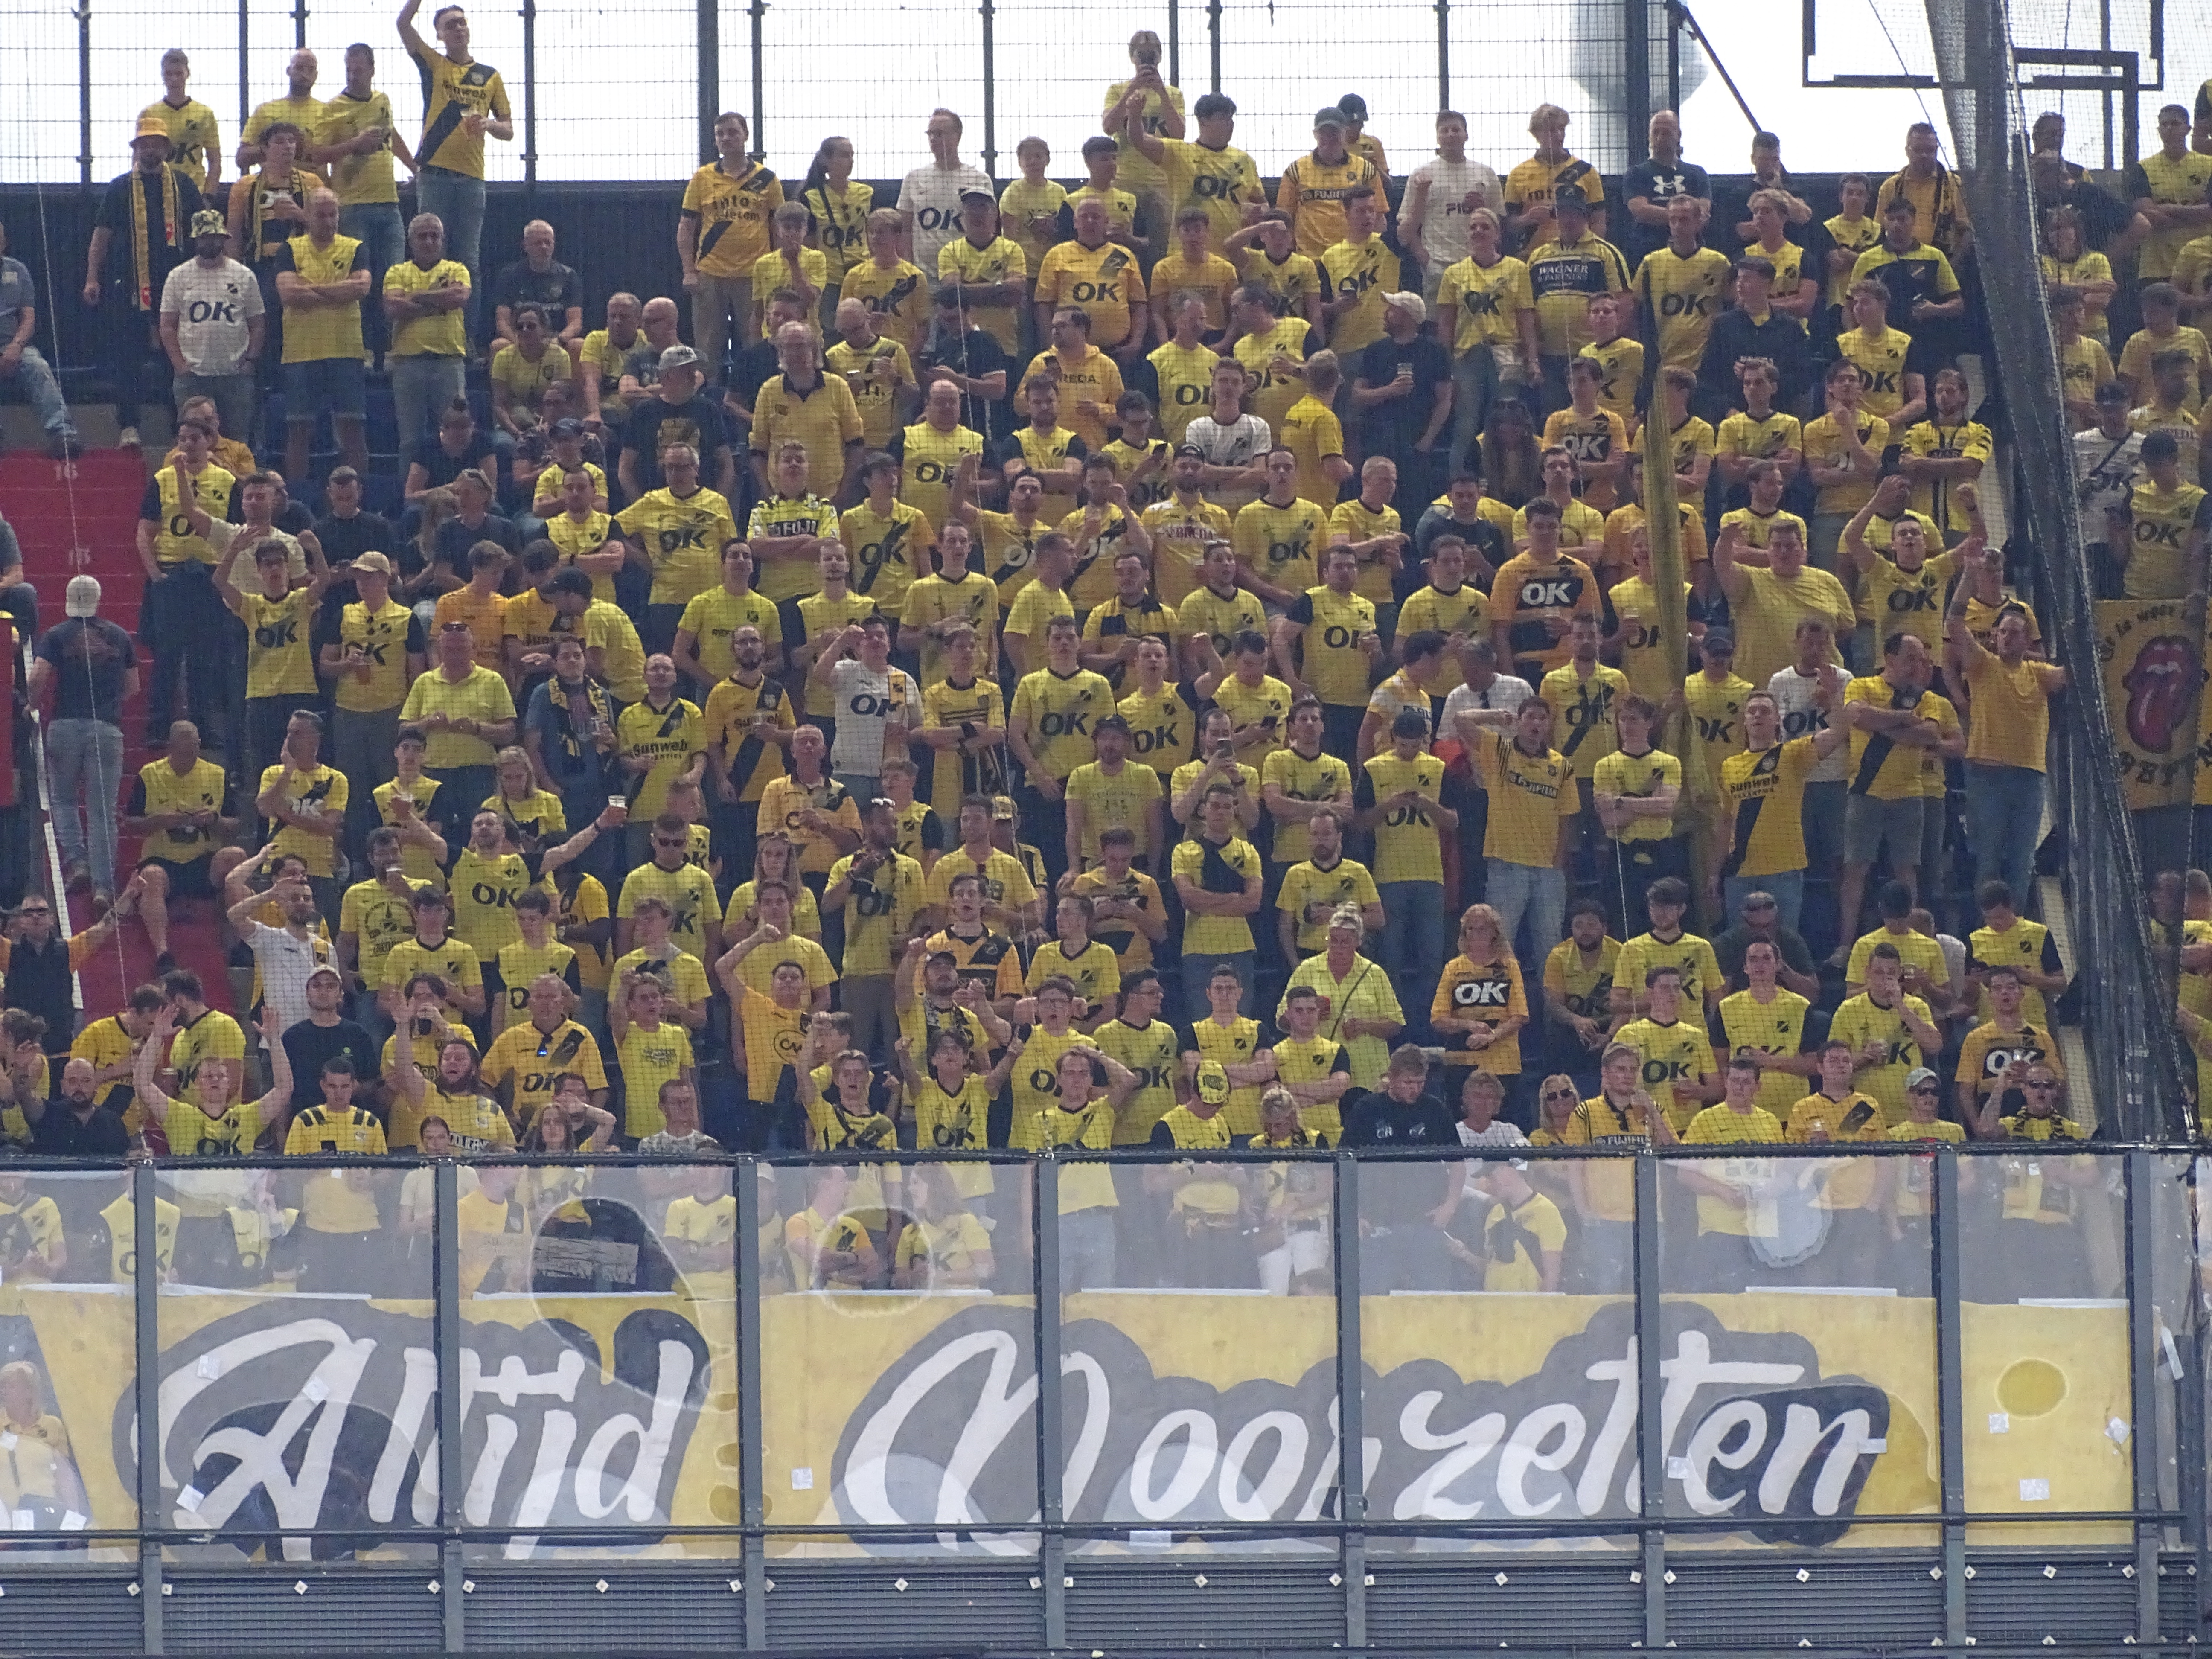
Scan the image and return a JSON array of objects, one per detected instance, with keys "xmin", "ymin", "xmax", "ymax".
[{"xmin": 0, "ymin": 1141, "xmax": 2197, "ymax": 1651}]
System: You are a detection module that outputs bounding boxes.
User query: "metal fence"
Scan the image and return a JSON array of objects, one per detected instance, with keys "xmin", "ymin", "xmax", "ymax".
[{"xmin": 0, "ymin": 1143, "xmax": 2197, "ymax": 1653}]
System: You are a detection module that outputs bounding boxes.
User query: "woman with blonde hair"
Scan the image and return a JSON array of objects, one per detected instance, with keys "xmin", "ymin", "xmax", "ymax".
[
  {"xmin": 724, "ymin": 832, "xmax": 823, "ymax": 940},
  {"xmin": 1433, "ymin": 900, "xmax": 1530, "ymax": 1114}
]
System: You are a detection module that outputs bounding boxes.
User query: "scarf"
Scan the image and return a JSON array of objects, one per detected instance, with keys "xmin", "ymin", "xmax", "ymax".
[
  {"xmin": 545, "ymin": 675, "xmax": 613, "ymax": 771},
  {"xmin": 128, "ymin": 164, "xmax": 186, "ymax": 311}
]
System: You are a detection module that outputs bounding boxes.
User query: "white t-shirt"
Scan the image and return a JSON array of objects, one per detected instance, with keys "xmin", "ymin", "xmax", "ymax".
[
  {"xmin": 898, "ymin": 163, "xmax": 994, "ymax": 275},
  {"xmin": 1766, "ymin": 666, "xmax": 1848, "ymax": 784},
  {"xmin": 1182, "ymin": 412, "xmax": 1272, "ymax": 469},
  {"xmin": 824, "ymin": 657, "xmax": 914, "ymax": 779},
  {"xmin": 1442, "ymin": 673, "xmax": 1534, "ymax": 736},
  {"xmin": 1457, "ymin": 1116, "xmax": 1528, "ymax": 1192},
  {"xmin": 2072, "ymin": 426, "xmax": 2143, "ymax": 538},
  {"xmin": 1405, "ymin": 157, "xmax": 1505, "ymax": 270},
  {"xmin": 158, "ymin": 257, "xmax": 266, "ymax": 377}
]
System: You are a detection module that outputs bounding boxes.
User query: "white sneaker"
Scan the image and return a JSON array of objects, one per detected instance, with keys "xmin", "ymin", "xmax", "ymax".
[{"xmin": 116, "ymin": 427, "xmax": 141, "ymax": 449}]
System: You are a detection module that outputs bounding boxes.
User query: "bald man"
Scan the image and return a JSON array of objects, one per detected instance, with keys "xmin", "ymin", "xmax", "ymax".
[{"xmin": 492, "ymin": 218, "xmax": 582, "ymax": 346}]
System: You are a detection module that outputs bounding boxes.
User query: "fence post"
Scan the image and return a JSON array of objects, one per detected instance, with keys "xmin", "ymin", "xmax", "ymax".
[
  {"xmin": 1167, "ymin": 0, "xmax": 1180, "ymax": 91},
  {"xmin": 2125, "ymin": 1152, "xmax": 2163, "ymax": 1642},
  {"xmin": 1624, "ymin": 0, "xmax": 1651, "ymax": 161},
  {"xmin": 77, "ymin": 0, "xmax": 92, "ymax": 186},
  {"xmin": 979, "ymin": 0, "xmax": 997, "ymax": 180},
  {"xmin": 736, "ymin": 1158, "xmax": 768, "ymax": 1650},
  {"xmin": 1634, "ymin": 1153, "xmax": 1665, "ymax": 1649},
  {"xmin": 293, "ymin": 0, "xmax": 307, "ymax": 50},
  {"xmin": 238, "ymin": 0, "xmax": 250, "ymax": 133},
  {"xmin": 434, "ymin": 1160, "xmax": 466, "ymax": 1654},
  {"xmin": 749, "ymin": 0, "xmax": 767, "ymax": 162},
  {"xmin": 520, "ymin": 0, "xmax": 538, "ymax": 192},
  {"xmin": 1036, "ymin": 1159, "xmax": 1065, "ymax": 1651},
  {"xmin": 1935, "ymin": 1146, "xmax": 1967, "ymax": 1645},
  {"xmin": 1206, "ymin": 0, "xmax": 1222, "ymax": 94},
  {"xmin": 1435, "ymin": 0, "xmax": 1449, "ymax": 112},
  {"xmin": 697, "ymin": 0, "xmax": 720, "ymax": 159},
  {"xmin": 133, "ymin": 1163, "xmax": 163, "ymax": 1656},
  {"xmin": 1333, "ymin": 1154, "xmax": 1365, "ymax": 1648}
]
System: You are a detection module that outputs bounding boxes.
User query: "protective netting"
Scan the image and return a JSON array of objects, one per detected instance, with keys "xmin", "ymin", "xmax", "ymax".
[{"xmin": 1920, "ymin": 0, "xmax": 2193, "ymax": 1140}]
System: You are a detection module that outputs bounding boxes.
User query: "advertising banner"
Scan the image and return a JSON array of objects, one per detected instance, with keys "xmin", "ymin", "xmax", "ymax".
[
  {"xmin": 0, "ymin": 1287, "xmax": 2131, "ymax": 1560},
  {"xmin": 2094, "ymin": 598, "xmax": 2202, "ymax": 811}
]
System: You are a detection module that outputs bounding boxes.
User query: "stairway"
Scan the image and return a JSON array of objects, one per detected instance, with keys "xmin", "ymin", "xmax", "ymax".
[{"xmin": 2, "ymin": 449, "xmax": 236, "ymax": 1022}]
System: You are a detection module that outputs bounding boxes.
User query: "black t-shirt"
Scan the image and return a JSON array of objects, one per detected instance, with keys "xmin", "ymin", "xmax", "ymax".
[
  {"xmin": 1342, "ymin": 1089, "xmax": 1460, "ymax": 1148},
  {"xmin": 313, "ymin": 508, "xmax": 396, "ymax": 565},
  {"xmin": 96, "ymin": 169, "xmax": 204, "ymax": 307},
  {"xmin": 492, "ymin": 258, "xmax": 582, "ymax": 322},
  {"xmin": 622, "ymin": 395, "xmax": 730, "ymax": 495},
  {"xmin": 282, "ymin": 1017, "xmax": 382, "ymax": 1112},
  {"xmin": 2040, "ymin": 178, "xmax": 2137, "ymax": 253},
  {"xmin": 36, "ymin": 617, "xmax": 137, "ymax": 724},
  {"xmin": 729, "ymin": 339, "xmax": 782, "ymax": 413},
  {"xmin": 914, "ymin": 323, "xmax": 1011, "ymax": 444},
  {"xmin": 434, "ymin": 513, "xmax": 522, "ymax": 571},
  {"xmin": 1353, "ymin": 335, "xmax": 1452, "ymax": 455},
  {"xmin": 31, "ymin": 1101, "xmax": 130, "ymax": 1156},
  {"xmin": 411, "ymin": 431, "xmax": 501, "ymax": 491},
  {"xmin": 1413, "ymin": 506, "xmax": 1506, "ymax": 573},
  {"xmin": 1619, "ymin": 158, "xmax": 1713, "ymax": 262}
]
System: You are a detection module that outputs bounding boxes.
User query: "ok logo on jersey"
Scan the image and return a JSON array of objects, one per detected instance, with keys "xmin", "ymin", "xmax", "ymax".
[
  {"xmin": 253, "ymin": 617, "xmax": 299, "ymax": 650},
  {"xmin": 1696, "ymin": 713, "xmax": 1738, "ymax": 745},
  {"xmin": 1659, "ymin": 292, "xmax": 1710, "ymax": 319},
  {"xmin": 1453, "ymin": 979, "xmax": 1513, "ymax": 1007},
  {"xmin": 1461, "ymin": 289, "xmax": 1501, "ymax": 318},
  {"xmin": 1071, "ymin": 280, "xmax": 1122, "ymax": 305},
  {"xmin": 658, "ymin": 524, "xmax": 707, "ymax": 555},
  {"xmin": 1268, "ymin": 539, "xmax": 1307, "ymax": 566},
  {"xmin": 2135, "ymin": 519, "xmax": 2186, "ymax": 549},
  {"xmin": 1038, "ymin": 710, "xmax": 1092, "ymax": 737},
  {"xmin": 1857, "ymin": 367, "xmax": 1900, "ymax": 395},
  {"xmin": 1642, "ymin": 1057, "xmax": 1693, "ymax": 1085},
  {"xmin": 1520, "ymin": 578, "xmax": 1578, "ymax": 607},
  {"xmin": 1887, "ymin": 585, "xmax": 1939, "ymax": 612}
]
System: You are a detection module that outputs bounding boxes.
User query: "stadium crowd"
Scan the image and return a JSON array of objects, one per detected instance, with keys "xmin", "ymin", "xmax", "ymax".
[{"xmin": 2, "ymin": 8, "xmax": 2210, "ymax": 1301}]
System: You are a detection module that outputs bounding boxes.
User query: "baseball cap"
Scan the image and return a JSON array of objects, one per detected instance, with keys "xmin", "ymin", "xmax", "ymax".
[
  {"xmin": 134, "ymin": 114, "xmax": 173, "ymax": 145},
  {"xmin": 1554, "ymin": 181, "xmax": 1591, "ymax": 210},
  {"xmin": 1390, "ymin": 706, "xmax": 1429, "ymax": 739},
  {"xmin": 990, "ymin": 795, "xmax": 1019, "ymax": 822},
  {"xmin": 1700, "ymin": 627, "xmax": 1735, "ymax": 655},
  {"xmin": 1337, "ymin": 93, "xmax": 1370, "ymax": 121},
  {"xmin": 1382, "ymin": 290, "xmax": 1427, "ymax": 323},
  {"xmin": 1312, "ymin": 106, "xmax": 1348, "ymax": 130},
  {"xmin": 959, "ymin": 184, "xmax": 996, "ymax": 203},
  {"xmin": 352, "ymin": 550, "xmax": 393, "ymax": 576},
  {"xmin": 306, "ymin": 963, "xmax": 345, "ymax": 985},
  {"xmin": 64, "ymin": 576, "xmax": 101, "ymax": 619},
  {"xmin": 1904, "ymin": 1067, "xmax": 1941, "ymax": 1092},
  {"xmin": 189, "ymin": 208, "xmax": 225, "ymax": 239},
  {"xmin": 658, "ymin": 343, "xmax": 703, "ymax": 372},
  {"xmin": 1175, "ymin": 442, "xmax": 1205, "ymax": 459},
  {"xmin": 550, "ymin": 417, "xmax": 584, "ymax": 439},
  {"xmin": 1195, "ymin": 1059, "xmax": 1231, "ymax": 1106}
]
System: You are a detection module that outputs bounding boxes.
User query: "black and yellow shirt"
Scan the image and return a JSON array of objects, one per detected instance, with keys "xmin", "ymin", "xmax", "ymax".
[
  {"xmin": 143, "ymin": 97, "xmax": 220, "ymax": 190},
  {"xmin": 131, "ymin": 757, "xmax": 233, "ymax": 866},
  {"xmin": 1539, "ymin": 661, "xmax": 1628, "ymax": 779},
  {"xmin": 1208, "ymin": 671, "xmax": 1294, "ymax": 758},
  {"xmin": 1276, "ymin": 152, "xmax": 1381, "ymax": 259},
  {"xmin": 1543, "ymin": 936, "xmax": 1620, "ymax": 1027},
  {"xmin": 1590, "ymin": 745, "xmax": 1679, "ymax": 843},
  {"xmin": 1231, "ymin": 317, "xmax": 1315, "ymax": 433},
  {"xmin": 936, "ymin": 233, "xmax": 1028, "ymax": 354},
  {"xmin": 681, "ymin": 158, "xmax": 784, "ymax": 279},
  {"xmin": 1438, "ymin": 254, "xmax": 1534, "ymax": 352},
  {"xmin": 407, "ymin": 44, "xmax": 509, "ymax": 178},
  {"xmin": 142, "ymin": 463, "xmax": 236, "ymax": 568},
  {"xmin": 1283, "ymin": 586, "xmax": 1377, "ymax": 707},
  {"xmin": 841, "ymin": 258, "xmax": 932, "ymax": 354},
  {"xmin": 1234, "ymin": 498, "xmax": 1329, "ymax": 600},
  {"xmin": 1828, "ymin": 990, "xmax": 1935, "ymax": 1126},
  {"xmin": 238, "ymin": 587, "xmax": 319, "ymax": 699},
  {"xmin": 1719, "ymin": 736, "xmax": 1820, "ymax": 879},
  {"xmin": 1528, "ymin": 233, "xmax": 1633, "ymax": 357},
  {"xmin": 1096, "ymin": 1016, "xmax": 1182, "ymax": 1145},
  {"xmin": 1834, "ymin": 324, "xmax": 1916, "ymax": 422},
  {"xmin": 616, "ymin": 486, "xmax": 738, "ymax": 609},
  {"xmin": 1955, "ymin": 1020, "xmax": 2064, "ymax": 1111},
  {"xmin": 1491, "ymin": 550, "xmax": 1601, "ymax": 677},
  {"xmin": 1177, "ymin": 582, "xmax": 1267, "ymax": 663},
  {"xmin": 1357, "ymin": 749, "xmax": 1448, "ymax": 885},
  {"xmin": 1717, "ymin": 986, "xmax": 1812, "ymax": 1121},
  {"xmin": 273, "ymin": 232, "xmax": 364, "ymax": 362},
  {"xmin": 2118, "ymin": 479, "xmax": 2210, "ymax": 600},
  {"xmin": 896, "ymin": 419, "xmax": 985, "ymax": 532},
  {"xmin": 1615, "ymin": 1014, "xmax": 1717, "ymax": 1133},
  {"xmin": 1011, "ymin": 666, "xmax": 1115, "ymax": 780},
  {"xmin": 1633, "ymin": 244, "xmax": 1733, "ymax": 370},
  {"xmin": 1966, "ymin": 918, "xmax": 2064, "ymax": 1027},
  {"xmin": 1615, "ymin": 927, "xmax": 1724, "ymax": 1010},
  {"xmin": 1470, "ymin": 733, "xmax": 1577, "ymax": 868}
]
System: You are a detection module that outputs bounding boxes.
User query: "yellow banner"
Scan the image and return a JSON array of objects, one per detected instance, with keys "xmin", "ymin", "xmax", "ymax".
[
  {"xmin": 2095, "ymin": 598, "xmax": 2201, "ymax": 811},
  {"xmin": 2, "ymin": 1288, "xmax": 2129, "ymax": 1556}
]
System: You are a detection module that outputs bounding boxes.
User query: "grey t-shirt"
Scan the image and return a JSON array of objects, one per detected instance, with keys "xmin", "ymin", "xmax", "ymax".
[
  {"xmin": 158, "ymin": 257, "xmax": 266, "ymax": 376},
  {"xmin": 0, "ymin": 257, "xmax": 34, "ymax": 346}
]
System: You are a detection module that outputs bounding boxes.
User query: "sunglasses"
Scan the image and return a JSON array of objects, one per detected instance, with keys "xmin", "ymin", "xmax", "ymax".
[
  {"xmin": 1542, "ymin": 1086, "xmax": 1576, "ymax": 1101},
  {"xmin": 1745, "ymin": 902, "xmax": 1776, "ymax": 913},
  {"xmin": 653, "ymin": 836, "xmax": 688, "ymax": 848}
]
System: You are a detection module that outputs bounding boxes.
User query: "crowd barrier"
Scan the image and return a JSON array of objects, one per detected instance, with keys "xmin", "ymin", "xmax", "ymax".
[{"xmin": 0, "ymin": 1144, "xmax": 2196, "ymax": 1651}]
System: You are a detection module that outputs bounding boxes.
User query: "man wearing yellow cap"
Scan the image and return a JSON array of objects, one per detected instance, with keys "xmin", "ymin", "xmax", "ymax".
[
  {"xmin": 85, "ymin": 115, "xmax": 204, "ymax": 448},
  {"xmin": 1147, "ymin": 1057, "xmax": 1252, "ymax": 1286}
]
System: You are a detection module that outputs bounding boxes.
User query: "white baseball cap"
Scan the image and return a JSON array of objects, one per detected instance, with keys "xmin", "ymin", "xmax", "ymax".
[{"xmin": 64, "ymin": 576, "xmax": 101, "ymax": 619}]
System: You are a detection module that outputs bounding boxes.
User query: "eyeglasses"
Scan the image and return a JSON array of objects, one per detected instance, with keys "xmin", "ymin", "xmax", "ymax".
[
  {"xmin": 1745, "ymin": 901, "xmax": 1777, "ymax": 913},
  {"xmin": 653, "ymin": 836, "xmax": 688, "ymax": 848},
  {"xmin": 1541, "ymin": 1086, "xmax": 1576, "ymax": 1101}
]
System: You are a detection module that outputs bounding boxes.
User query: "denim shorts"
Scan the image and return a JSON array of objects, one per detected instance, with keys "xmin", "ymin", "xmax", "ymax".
[{"xmin": 283, "ymin": 356, "xmax": 367, "ymax": 418}]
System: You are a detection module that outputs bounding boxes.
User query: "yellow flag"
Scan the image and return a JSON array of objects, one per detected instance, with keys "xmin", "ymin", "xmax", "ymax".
[{"xmin": 1640, "ymin": 418, "xmax": 1699, "ymax": 797}]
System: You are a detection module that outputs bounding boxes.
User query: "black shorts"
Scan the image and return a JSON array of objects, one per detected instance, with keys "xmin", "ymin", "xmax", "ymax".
[{"xmin": 137, "ymin": 855, "xmax": 216, "ymax": 899}]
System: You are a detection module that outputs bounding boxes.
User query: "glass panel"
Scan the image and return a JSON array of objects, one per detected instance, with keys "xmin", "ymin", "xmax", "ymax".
[
  {"xmin": 1362, "ymin": 1151, "xmax": 1638, "ymax": 1554},
  {"xmin": 757, "ymin": 0, "xmax": 985, "ymax": 181},
  {"xmin": 1059, "ymin": 1147, "xmax": 1335, "ymax": 1556},
  {"xmin": 457, "ymin": 1158, "xmax": 739, "ymax": 1561},
  {"xmin": 532, "ymin": 0, "xmax": 698, "ymax": 180},
  {"xmin": 0, "ymin": 0, "xmax": 81, "ymax": 183},
  {"xmin": 1215, "ymin": 0, "xmax": 1440, "ymax": 175},
  {"xmin": 2142, "ymin": 1154, "xmax": 2198, "ymax": 1549},
  {"xmin": 762, "ymin": 1154, "xmax": 1035, "ymax": 1560},
  {"xmin": 1959, "ymin": 1147, "xmax": 2132, "ymax": 1543},
  {"xmin": 153, "ymin": 1159, "xmax": 431, "ymax": 1562},
  {"xmin": 0, "ymin": 1169, "xmax": 136, "ymax": 1557},
  {"xmin": 1658, "ymin": 1144, "xmax": 1937, "ymax": 1545}
]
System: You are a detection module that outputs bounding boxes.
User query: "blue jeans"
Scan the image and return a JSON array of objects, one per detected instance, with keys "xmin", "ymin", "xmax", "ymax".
[
  {"xmin": 390, "ymin": 352, "xmax": 467, "ymax": 453},
  {"xmin": 1448, "ymin": 345, "xmax": 1499, "ymax": 477},
  {"xmin": 1484, "ymin": 860, "xmax": 1564, "ymax": 974},
  {"xmin": 415, "ymin": 167, "xmax": 486, "ymax": 306},
  {"xmin": 340, "ymin": 201, "xmax": 406, "ymax": 358},
  {"xmin": 3, "ymin": 344, "xmax": 75, "ymax": 438},
  {"xmin": 1965, "ymin": 762, "xmax": 2045, "ymax": 908},
  {"xmin": 1377, "ymin": 879, "xmax": 1450, "ymax": 1034},
  {"xmin": 1725, "ymin": 869, "xmax": 1805, "ymax": 936},
  {"xmin": 46, "ymin": 718, "xmax": 123, "ymax": 894},
  {"xmin": 1180, "ymin": 949, "xmax": 1255, "ymax": 1027}
]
